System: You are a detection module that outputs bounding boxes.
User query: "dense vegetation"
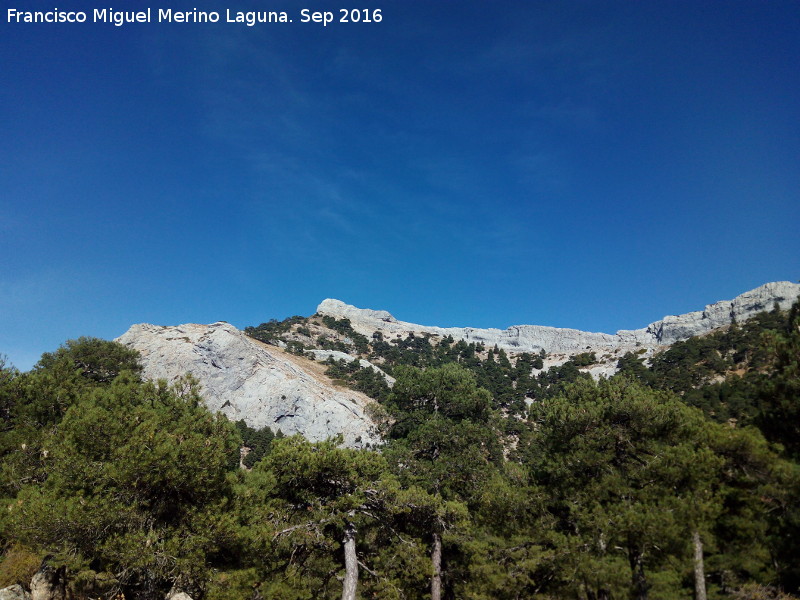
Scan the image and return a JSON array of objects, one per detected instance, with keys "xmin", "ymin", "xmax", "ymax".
[{"xmin": 1, "ymin": 301, "xmax": 799, "ymax": 599}]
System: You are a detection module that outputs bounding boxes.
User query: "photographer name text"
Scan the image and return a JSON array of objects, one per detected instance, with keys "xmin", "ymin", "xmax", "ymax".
[{"xmin": 7, "ymin": 7, "xmax": 383, "ymax": 27}]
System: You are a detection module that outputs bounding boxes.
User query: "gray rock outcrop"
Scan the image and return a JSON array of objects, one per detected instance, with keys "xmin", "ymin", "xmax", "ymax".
[
  {"xmin": 29, "ymin": 566, "xmax": 66, "ymax": 600},
  {"xmin": 116, "ymin": 322, "xmax": 379, "ymax": 448},
  {"xmin": 0, "ymin": 585, "xmax": 31, "ymax": 600},
  {"xmin": 318, "ymin": 281, "xmax": 800, "ymax": 359},
  {"xmin": 642, "ymin": 281, "xmax": 800, "ymax": 344}
]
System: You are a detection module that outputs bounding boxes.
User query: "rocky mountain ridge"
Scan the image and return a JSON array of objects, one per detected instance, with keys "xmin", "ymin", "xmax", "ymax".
[
  {"xmin": 116, "ymin": 281, "xmax": 799, "ymax": 445},
  {"xmin": 317, "ymin": 281, "xmax": 800, "ymax": 369}
]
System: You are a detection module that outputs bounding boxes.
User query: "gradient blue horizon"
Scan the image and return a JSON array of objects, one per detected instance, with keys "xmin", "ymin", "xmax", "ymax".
[{"xmin": 2, "ymin": 1, "xmax": 799, "ymax": 371}]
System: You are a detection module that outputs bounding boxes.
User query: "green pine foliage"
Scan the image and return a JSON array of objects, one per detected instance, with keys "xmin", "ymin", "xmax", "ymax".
[
  {"xmin": 36, "ymin": 336, "xmax": 142, "ymax": 384},
  {"xmin": 1, "ymin": 301, "xmax": 799, "ymax": 598},
  {"xmin": 2, "ymin": 369, "xmax": 241, "ymax": 599},
  {"xmin": 234, "ymin": 420, "xmax": 275, "ymax": 468},
  {"xmin": 320, "ymin": 316, "xmax": 371, "ymax": 354},
  {"xmin": 613, "ymin": 304, "xmax": 794, "ymax": 432},
  {"xmin": 324, "ymin": 357, "xmax": 391, "ymax": 402},
  {"xmin": 522, "ymin": 377, "xmax": 790, "ymax": 599},
  {"xmin": 244, "ymin": 316, "xmax": 307, "ymax": 344}
]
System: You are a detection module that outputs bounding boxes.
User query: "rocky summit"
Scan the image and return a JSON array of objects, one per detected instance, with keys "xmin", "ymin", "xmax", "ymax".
[{"xmin": 115, "ymin": 321, "xmax": 379, "ymax": 448}]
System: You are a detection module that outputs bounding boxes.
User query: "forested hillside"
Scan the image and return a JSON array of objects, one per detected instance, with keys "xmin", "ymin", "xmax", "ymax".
[{"xmin": 1, "ymin": 302, "xmax": 799, "ymax": 599}]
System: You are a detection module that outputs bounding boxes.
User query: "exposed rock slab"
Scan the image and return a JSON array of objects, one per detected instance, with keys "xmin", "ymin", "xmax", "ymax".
[{"xmin": 116, "ymin": 322, "xmax": 378, "ymax": 448}]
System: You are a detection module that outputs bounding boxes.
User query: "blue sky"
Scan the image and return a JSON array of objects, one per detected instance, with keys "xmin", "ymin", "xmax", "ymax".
[{"xmin": 2, "ymin": 1, "xmax": 799, "ymax": 370}]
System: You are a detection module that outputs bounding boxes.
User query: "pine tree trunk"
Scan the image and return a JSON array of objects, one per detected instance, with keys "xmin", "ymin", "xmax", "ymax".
[
  {"xmin": 431, "ymin": 532, "xmax": 443, "ymax": 600},
  {"xmin": 629, "ymin": 549, "xmax": 648, "ymax": 600},
  {"xmin": 341, "ymin": 523, "xmax": 358, "ymax": 600},
  {"xmin": 693, "ymin": 530, "xmax": 707, "ymax": 600}
]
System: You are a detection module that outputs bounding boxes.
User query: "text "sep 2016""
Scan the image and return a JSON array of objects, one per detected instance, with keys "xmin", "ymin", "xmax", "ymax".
[{"xmin": 300, "ymin": 9, "xmax": 382, "ymax": 26}]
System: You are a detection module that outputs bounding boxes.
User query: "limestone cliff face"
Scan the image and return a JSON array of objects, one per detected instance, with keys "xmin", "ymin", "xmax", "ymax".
[
  {"xmin": 643, "ymin": 281, "xmax": 800, "ymax": 344},
  {"xmin": 317, "ymin": 281, "xmax": 800, "ymax": 358},
  {"xmin": 115, "ymin": 322, "xmax": 378, "ymax": 448}
]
